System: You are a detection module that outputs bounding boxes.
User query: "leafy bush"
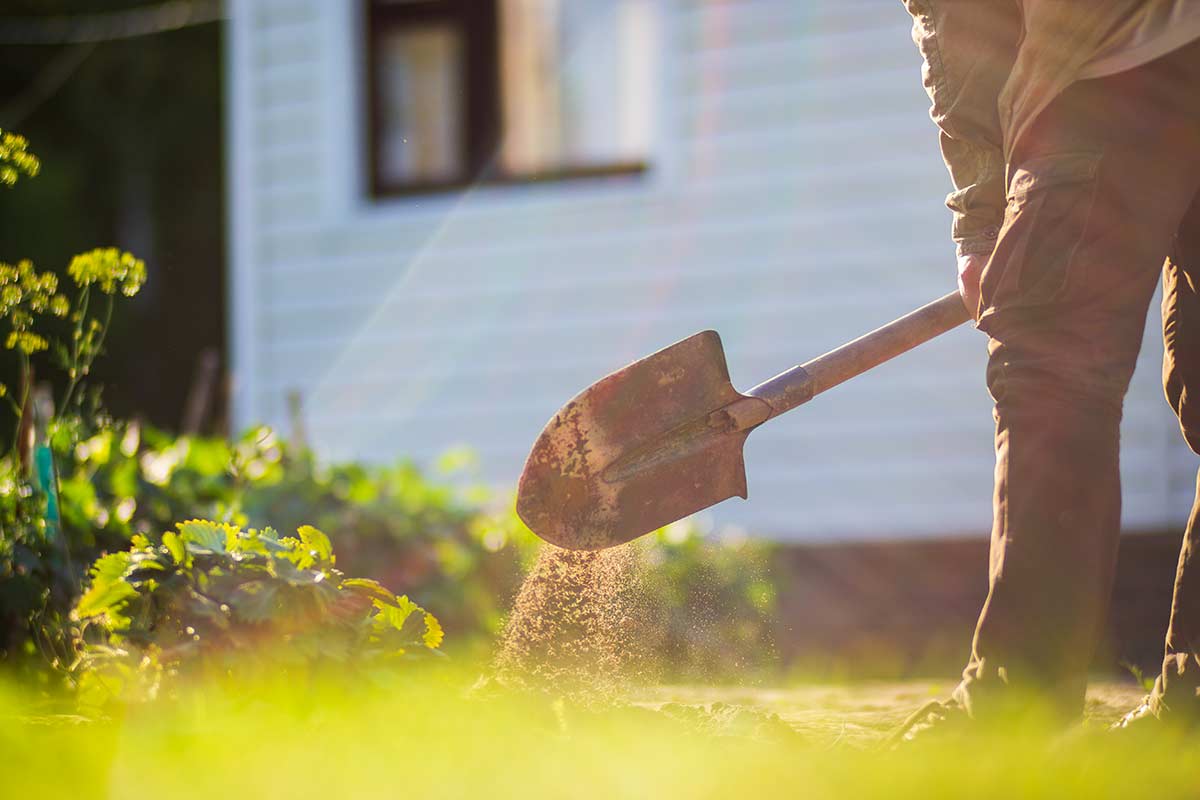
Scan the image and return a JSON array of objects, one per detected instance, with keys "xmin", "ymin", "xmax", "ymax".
[
  {"xmin": 72, "ymin": 519, "xmax": 442, "ymax": 706},
  {"xmin": 55, "ymin": 422, "xmax": 534, "ymax": 644},
  {"xmin": 0, "ymin": 405, "xmax": 519, "ymax": 675}
]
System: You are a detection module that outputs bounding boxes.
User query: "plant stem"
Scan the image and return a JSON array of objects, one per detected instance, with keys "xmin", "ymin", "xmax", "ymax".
[
  {"xmin": 8, "ymin": 350, "xmax": 30, "ymax": 458},
  {"xmin": 1, "ymin": 339, "xmax": 25, "ymax": 420},
  {"xmin": 59, "ymin": 286, "xmax": 95, "ymax": 415},
  {"xmin": 85, "ymin": 294, "xmax": 115, "ymax": 379}
]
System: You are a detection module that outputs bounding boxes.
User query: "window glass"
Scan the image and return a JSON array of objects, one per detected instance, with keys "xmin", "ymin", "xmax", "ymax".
[
  {"xmin": 368, "ymin": 0, "xmax": 653, "ymax": 194},
  {"xmin": 498, "ymin": 0, "xmax": 653, "ymax": 175},
  {"xmin": 376, "ymin": 23, "xmax": 464, "ymax": 185}
]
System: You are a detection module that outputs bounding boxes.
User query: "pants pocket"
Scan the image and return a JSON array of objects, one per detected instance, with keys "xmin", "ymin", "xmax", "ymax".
[{"xmin": 978, "ymin": 152, "xmax": 1102, "ymax": 332}]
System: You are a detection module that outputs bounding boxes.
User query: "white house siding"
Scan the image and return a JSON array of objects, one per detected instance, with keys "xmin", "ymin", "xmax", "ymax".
[{"xmin": 226, "ymin": 0, "xmax": 1197, "ymax": 541}]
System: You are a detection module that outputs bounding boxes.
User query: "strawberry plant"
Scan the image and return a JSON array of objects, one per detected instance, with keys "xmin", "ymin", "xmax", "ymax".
[{"xmin": 72, "ymin": 519, "xmax": 443, "ymax": 706}]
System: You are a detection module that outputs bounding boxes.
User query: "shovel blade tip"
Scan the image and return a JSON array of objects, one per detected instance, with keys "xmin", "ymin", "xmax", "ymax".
[{"xmin": 515, "ymin": 329, "xmax": 752, "ymax": 550}]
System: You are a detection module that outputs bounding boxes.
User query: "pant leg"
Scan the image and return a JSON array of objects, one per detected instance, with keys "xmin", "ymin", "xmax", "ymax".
[
  {"xmin": 1153, "ymin": 190, "xmax": 1200, "ymax": 716},
  {"xmin": 954, "ymin": 40, "xmax": 1200, "ymax": 722}
]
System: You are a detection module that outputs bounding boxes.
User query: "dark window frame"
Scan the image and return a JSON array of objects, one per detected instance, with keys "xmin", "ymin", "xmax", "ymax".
[{"xmin": 364, "ymin": 0, "xmax": 648, "ymax": 198}]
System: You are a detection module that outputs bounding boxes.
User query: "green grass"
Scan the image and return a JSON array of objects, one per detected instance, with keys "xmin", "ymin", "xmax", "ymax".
[{"xmin": 2, "ymin": 666, "xmax": 1197, "ymax": 799}]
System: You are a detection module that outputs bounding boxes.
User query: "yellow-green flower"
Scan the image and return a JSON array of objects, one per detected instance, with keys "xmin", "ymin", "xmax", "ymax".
[
  {"xmin": 1, "ymin": 259, "xmax": 71, "ymax": 353},
  {"xmin": 0, "ymin": 130, "xmax": 39, "ymax": 187},
  {"xmin": 68, "ymin": 248, "xmax": 146, "ymax": 296},
  {"xmin": 5, "ymin": 330, "xmax": 49, "ymax": 354}
]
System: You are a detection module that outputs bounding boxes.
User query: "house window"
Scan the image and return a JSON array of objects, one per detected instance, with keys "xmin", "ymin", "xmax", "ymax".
[{"xmin": 366, "ymin": 0, "xmax": 654, "ymax": 196}]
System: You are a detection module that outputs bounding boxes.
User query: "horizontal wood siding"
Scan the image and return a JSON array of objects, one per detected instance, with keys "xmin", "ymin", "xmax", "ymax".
[{"xmin": 228, "ymin": 0, "xmax": 1197, "ymax": 541}]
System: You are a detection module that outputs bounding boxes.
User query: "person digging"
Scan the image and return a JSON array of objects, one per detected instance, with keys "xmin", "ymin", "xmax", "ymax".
[{"xmin": 893, "ymin": 1, "xmax": 1200, "ymax": 741}]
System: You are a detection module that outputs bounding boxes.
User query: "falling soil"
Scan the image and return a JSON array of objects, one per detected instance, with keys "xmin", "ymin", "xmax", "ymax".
[
  {"xmin": 485, "ymin": 542, "xmax": 799, "ymax": 743},
  {"xmin": 492, "ymin": 543, "xmax": 662, "ymax": 699}
]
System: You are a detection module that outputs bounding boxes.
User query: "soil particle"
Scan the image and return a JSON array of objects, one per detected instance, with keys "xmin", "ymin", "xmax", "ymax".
[{"xmin": 492, "ymin": 543, "xmax": 661, "ymax": 699}]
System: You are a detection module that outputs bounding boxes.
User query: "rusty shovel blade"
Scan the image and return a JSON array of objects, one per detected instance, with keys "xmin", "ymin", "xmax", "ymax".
[{"xmin": 516, "ymin": 331, "xmax": 772, "ymax": 551}]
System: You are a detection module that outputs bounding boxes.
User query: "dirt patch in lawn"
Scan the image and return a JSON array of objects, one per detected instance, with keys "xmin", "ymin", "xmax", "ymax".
[
  {"xmin": 492, "ymin": 544, "xmax": 661, "ymax": 698},
  {"xmin": 632, "ymin": 681, "xmax": 1147, "ymax": 746}
]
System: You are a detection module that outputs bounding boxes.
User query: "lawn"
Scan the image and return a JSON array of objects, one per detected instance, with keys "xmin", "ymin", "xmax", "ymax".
[{"xmin": 4, "ymin": 669, "xmax": 1195, "ymax": 799}]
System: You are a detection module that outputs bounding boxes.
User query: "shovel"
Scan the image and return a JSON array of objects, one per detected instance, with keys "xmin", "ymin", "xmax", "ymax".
[{"xmin": 516, "ymin": 291, "xmax": 972, "ymax": 550}]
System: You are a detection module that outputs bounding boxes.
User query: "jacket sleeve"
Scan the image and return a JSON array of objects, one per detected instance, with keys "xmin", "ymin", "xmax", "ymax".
[{"xmin": 902, "ymin": 0, "xmax": 1020, "ymax": 257}]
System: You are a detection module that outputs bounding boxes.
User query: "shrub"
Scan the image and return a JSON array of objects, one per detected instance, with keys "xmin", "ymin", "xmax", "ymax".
[
  {"xmin": 56, "ymin": 422, "xmax": 534, "ymax": 644},
  {"xmin": 72, "ymin": 519, "xmax": 443, "ymax": 706}
]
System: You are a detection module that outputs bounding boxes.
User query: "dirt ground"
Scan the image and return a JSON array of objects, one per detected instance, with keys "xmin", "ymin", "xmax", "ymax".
[{"xmin": 635, "ymin": 681, "xmax": 1146, "ymax": 746}]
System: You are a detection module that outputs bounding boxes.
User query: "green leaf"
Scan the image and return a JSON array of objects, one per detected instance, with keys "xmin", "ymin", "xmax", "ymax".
[
  {"xmin": 422, "ymin": 612, "xmax": 444, "ymax": 649},
  {"xmin": 268, "ymin": 553, "xmax": 324, "ymax": 586},
  {"xmin": 234, "ymin": 527, "xmax": 290, "ymax": 558},
  {"xmin": 183, "ymin": 587, "xmax": 232, "ymax": 630},
  {"xmin": 276, "ymin": 536, "xmax": 308, "ymax": 568},
  {"xmin": 74, "ymin": 551, "xmax": 139, "ymax": 629},
  {"xmin": 162, "ymin": 530, "xmax": 186, "ymax": 564},
  {"xmin": 75, "ymin": 579, "xmax": 138, "ymax": 624},
  {"xmin": 125, "ymin": 552, "xmax": 168, "ymax": 585},
  {"xmin": 397, "ymin": 601, "xmax": 429, "ymax": 643},
  {"xmin": 371, "ymin": 595, "xmax": 417, "ymax": 635},
  {"xmin": 88, "ymin": 551, "xmax": 132, "ymax": 585},
  {"xmin": 228, "ymin": 581, "xmax": 281, "ymax": 623},
  {"xmin": 341, "ymin": 578, "xmax": 397, "ymax": 606},
  {"xmin": 107, "ymin": 457, "xmax": 139, "ymax": 498},
  {"xmin": 182, "ymin": 437, "xmax": 232, "ymax": 477},
  {"xmin": 229, "ymin": 529, "xmax": 269, "ymax": 558},
  {"xmin": 257, "ymin": 537, "xmax": 292, "ymax": 556},
  {"xmin": 177, "ymin": 519, "xmax": 237, "ymax": 554},
  {"xmin": 297, "ymin": 525, "xmax": 333, "ymax": 566},
  {"xmin": 74, "ymin": 431, "xmax": 112, "ymax": 465},
  {"xmin": 369, "ymin": 594, "xmax": 441, "ymax": 650}
]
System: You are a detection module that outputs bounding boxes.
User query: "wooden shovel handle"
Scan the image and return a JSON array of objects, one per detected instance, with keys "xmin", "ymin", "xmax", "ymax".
[{"xmin": 747, "ymin": 291, "xmax": 972, "ymax": 417}]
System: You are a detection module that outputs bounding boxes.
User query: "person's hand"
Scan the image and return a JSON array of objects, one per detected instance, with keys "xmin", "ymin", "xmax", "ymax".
[{"xmin": 957, "ymin": 252, "xmax": 988, "ymax": 319}]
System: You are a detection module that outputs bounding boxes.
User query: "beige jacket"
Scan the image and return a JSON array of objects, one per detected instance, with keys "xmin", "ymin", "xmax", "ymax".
[{"xmin": 902, "ymin": 0, "xmax": 1200, "ymax": 256}]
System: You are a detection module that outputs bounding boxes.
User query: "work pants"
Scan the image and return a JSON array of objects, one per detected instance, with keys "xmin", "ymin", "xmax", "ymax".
[{"xmin": 954, "ymin": 39, "xmax": 1200, "ymax": 721}]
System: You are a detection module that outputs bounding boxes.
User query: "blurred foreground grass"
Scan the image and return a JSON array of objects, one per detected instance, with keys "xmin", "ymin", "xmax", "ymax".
[{"xmin": 2, "ymin": 664, "xmax": 1197, "ymax": 799}]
